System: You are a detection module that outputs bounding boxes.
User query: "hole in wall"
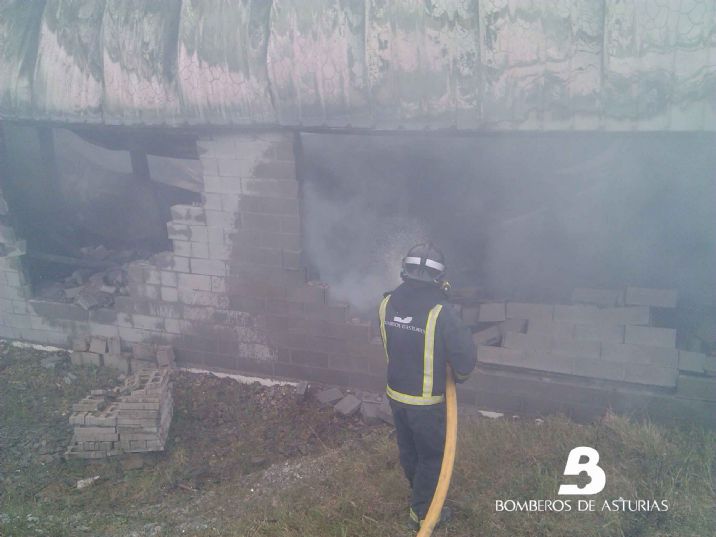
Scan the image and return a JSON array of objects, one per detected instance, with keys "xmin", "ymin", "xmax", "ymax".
[{"xmin": 1, "ymin": 124, "xmax": 201, "ymax": 304}]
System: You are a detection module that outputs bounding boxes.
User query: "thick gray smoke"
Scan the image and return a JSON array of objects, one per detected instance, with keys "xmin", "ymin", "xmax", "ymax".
[{"xmin": 300, "ymin": 133, "xmax": 716, "ymax": 312}]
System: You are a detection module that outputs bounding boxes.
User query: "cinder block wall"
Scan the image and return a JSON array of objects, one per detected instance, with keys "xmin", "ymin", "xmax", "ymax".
[
  {"xmin": 1, "ymin": 127, "xmax": 714, "ymax": 427},
  {"xmin": 0, "ymin": 130, "xmax": 385, "ymax": 391}
]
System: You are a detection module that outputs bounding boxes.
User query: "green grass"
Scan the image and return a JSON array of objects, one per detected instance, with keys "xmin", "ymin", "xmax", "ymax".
[
  {"xmin": 1, "ymin": 343, "xmax": 714, "ymax": 537},
  {"xmin": 207, "ymin": 414, "xmax": 715, "ymax": 537}
]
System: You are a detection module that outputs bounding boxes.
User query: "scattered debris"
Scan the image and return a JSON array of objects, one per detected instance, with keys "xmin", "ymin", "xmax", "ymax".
[
  {"xmin": 477, "ymin": 410, "xmax": 504, "ymax": 419},
  {"xmin": 76, "ymin": 475, "xmax": 101, "ymax": 489}
]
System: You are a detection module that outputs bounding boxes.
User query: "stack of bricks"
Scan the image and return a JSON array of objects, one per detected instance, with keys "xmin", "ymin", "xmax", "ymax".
[
  {"xmin": 475, "ymin": 287, "xmax": 684, "ymax": 389},
  {"xmin": 66, "ymin": 392, "xmax": 121, "ymax": 459},
  {"xmin": 117, "ymin": 368, "xmax": 174, "ymax": 453},
  {"xmin": 66, "ymin": 368, "xmax": 173, "ymax": 458}
]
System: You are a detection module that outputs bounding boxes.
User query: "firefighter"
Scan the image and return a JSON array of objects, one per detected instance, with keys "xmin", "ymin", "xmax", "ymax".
[{"xmin": 378, "ymin": 243, "xmax": 476, "ymax": 531}]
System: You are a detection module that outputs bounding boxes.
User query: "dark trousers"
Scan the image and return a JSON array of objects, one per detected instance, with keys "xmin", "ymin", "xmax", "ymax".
[{"xmin": 390, "ymin": 400, "xmax": 446, "ymax": 519}]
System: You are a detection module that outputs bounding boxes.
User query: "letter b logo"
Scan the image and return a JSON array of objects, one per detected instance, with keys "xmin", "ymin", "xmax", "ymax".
[{"xmin": 558, "ymin": 446, "xmax": 606, "ymax": 495}]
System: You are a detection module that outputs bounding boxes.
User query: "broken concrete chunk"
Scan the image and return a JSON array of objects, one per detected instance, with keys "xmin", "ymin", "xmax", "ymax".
[
  {"xmin": 315, "ymin": 387, "xmax": 343, "ymax": 405},
  {"xmin": 360, "ymin": 401, "xmax": 383, "ymax": 425},
  {"xmin": 334, "ymin": 394, "xmax": 361, "ymax": 416}
]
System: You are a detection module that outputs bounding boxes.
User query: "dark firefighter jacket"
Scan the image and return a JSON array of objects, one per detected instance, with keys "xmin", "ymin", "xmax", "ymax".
[{"xmin": 379, "ymin": 281, "xmax": 477, "ymax": 406}]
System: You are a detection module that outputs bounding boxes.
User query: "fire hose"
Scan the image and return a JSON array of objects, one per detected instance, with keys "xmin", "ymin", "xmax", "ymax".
[{"xmin": 416, "ymin": 365, "xmax": 458, "ymax": 537}]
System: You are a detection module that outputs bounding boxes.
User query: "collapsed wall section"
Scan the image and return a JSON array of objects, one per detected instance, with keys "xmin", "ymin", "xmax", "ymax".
[{"xmin": 0, "ymin": 128, "xmax": 385, "ymax": 392}]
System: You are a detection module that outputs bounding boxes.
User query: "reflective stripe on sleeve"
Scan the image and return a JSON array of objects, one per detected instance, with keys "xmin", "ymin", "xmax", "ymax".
[{"xmin": 378, "ymin": 295, "xmax": 390, "ymax": 363}]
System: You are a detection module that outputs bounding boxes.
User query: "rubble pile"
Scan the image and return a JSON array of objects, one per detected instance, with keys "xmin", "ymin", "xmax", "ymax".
[
  {"xmin": 33, "ymin": 246, "xmax": 152, "ymax": 310},
  {"xmin": 66, "ymin": 368, "xmax": 174, "ymax": 459},
  {"xmin": 466, "ymin": 287, "xmax": 715, "ymax": 393}
]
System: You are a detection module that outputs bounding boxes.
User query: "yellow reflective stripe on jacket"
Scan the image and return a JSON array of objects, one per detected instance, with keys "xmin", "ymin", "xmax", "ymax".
[
  {"xmin": 422, "ymin": 304, "xmax": 443, "ymax": 398},
  {"xmin": 378, "ymin": 295, "xmax": 390, "ymax": 362},
  {"xmin": 386, "ymin": 385, "xmax": 445, "ymax": 405}
]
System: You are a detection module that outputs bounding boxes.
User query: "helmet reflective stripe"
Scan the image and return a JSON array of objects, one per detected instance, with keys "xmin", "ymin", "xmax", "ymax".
[{"xmin": 404, "ymin": 256, "xmax": 446, "ymax": 273}]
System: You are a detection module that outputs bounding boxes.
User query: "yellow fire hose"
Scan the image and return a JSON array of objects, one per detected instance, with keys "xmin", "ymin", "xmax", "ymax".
[{"xmin": 416, "ymin": 365, "xmax": 458, "ymax": 536}]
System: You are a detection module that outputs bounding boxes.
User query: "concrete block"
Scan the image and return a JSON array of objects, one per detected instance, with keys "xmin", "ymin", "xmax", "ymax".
[
  {"xmin": 377, "ymin": 398, "xmax": 394, "ymax": 425},
  {"xmin": 132, "ymin": 314, "xmax": 164, "ymax": 331},
  {"xmin": 190, "ymin": 258, "xmax": 227, "ymax": 276},
  {"xmin": 527, "ymin": 319, "xmax": 575, "ymax": 339},
  {"xmin": 505, "ymin": 303, "xmax": 554, "ymax": 320},
  {"xmin": 624, "ymin": 287, "xmax": 678, "ymax": 308},
  {"xmin": 316, "ymin": 387, "xmax": 343, "ymax": 405},
  {"xmin": 677, "ymin": 376, "xmax": 716, "ymax": 401},
  {"xmin": 571, "ymin": 288, "xmax": 622, "ymax": 307},
  {"xmin": 472, "ymin": 325, "xmax": 501, "ymax": 346},
  {"xmin": 596, "ymin": 307, "xmax": 650, "ymax": 326},
  {"xmin": 478, "ymin": 303, "xmax": 506, "ymax": 322},
  {"xmin": 624, "ymin": 326, "xmax": 676, "ymax": 348},
  {"xmin": 601, "ymin": 343, "xmax": 678, "ymax": 368},
  {"xmin": 334, "ymin": 394, "xmax": 361, "ymax": 416},
  {"xmin": 574, "ymin": 323, "xmax": 625, "ymax": 343},
  {"xmin": 552, "ymin": 338, "xmax": 601, "ymax": 358},
  {"xmin": 89, "ymin": 336, "xmax": 108, "ymax": 354},
  {"xmin": 72, "ymin": 337, "xmax": 90, "ymax": 351},
  {"xmin": 108, "ymin": 337, "xmax": 121, "ymax": 355},
  {"xmin": 82, "ymin": 352, "xmax": 103, "ymax": 367},
  {"xmin": 554, "ymin": 304, "xmax": 601, "ymax": 323},
  {"xmin": 360, "ymin": 401, "xmax": 383, "ymax": 425},
  {"xmin": 160, "ymin": 287, "xmax": 179, "ymax": 302},
  {"xmin": 625, "ymin": 363, "xmax": 677, "ymax": 387},
  {"xmin": 678, "ymin": 351, "xmax": 706, "ymax": 374},
  {"xmin": 177, "ymin": 273, "xmax": 211, "ymax": 291},
  {"xmin": 477, "ymin": 345, "xmax": 528, "ymax": 368},
  {"xmin": 572, "ymin": 358, "xmax": 625, "ymax": 382}
]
